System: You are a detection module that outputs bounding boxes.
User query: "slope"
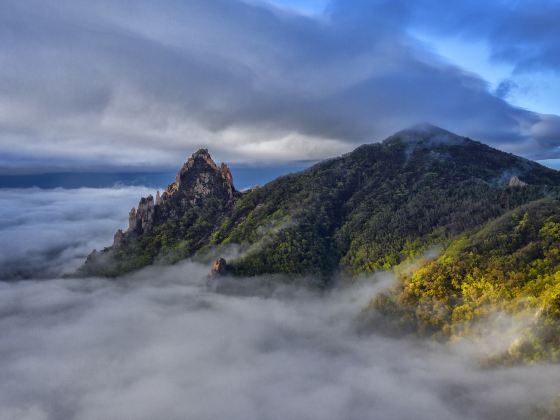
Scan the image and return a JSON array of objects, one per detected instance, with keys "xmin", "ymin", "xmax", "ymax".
[{"xmin": 79, "ymin": 124, "xmax": 560, "ymax": 279}]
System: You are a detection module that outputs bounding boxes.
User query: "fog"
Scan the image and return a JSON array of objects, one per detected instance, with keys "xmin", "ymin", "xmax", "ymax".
[
  {"xmin": 0, "ymin": 187, "xmax": 153, "ymax": 279},
  {"xmin": 1, "ymin": 187, "xmax": 559, "ymax": 420}
]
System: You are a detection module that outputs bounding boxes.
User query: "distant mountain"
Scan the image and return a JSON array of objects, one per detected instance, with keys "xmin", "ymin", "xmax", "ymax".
[
  {"xmin": 0, "ymin": 165, "xmax": 313, "ymax": 190},
  {"xmin": 0, "ymin": 171, "xmax": 176, "ymax": 189},
  {"xmin": 79, "ymin": 124, "xmax": 560, "ymax": 280}
]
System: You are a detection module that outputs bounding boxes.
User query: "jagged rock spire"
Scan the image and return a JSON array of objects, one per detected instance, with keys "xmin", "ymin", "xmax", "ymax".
[
  {"xmin": 163, "ymin": 148, "xmax": 235, "ymax": 205},
  {"xmin": 81, "ymin": 148, "xmax": 240, "ymax": 277},
  {"xmin": 122, "ymin": 149, "xmax": 235, "ymax": 238},
  {"xmin": 509, "ymin": 175, "xmax": 528, "ymax": 188},
  {"xmin": 113, "ymin": 229, "xmax": 125, "ymax": 248},
  {"xmin": 128, "ymin": 208, "xmax": 136, "ymax": 231},
  {"xmin": 220, "ymin": 162, "xmax": 233, "ymax": 187},
  {"xmin": 127, "ymin": 195, "xmax": 155, "ymax": 234}
]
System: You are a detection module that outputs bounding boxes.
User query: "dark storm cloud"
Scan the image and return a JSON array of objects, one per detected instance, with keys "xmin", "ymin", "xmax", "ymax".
[{"xmin": 1, "ymin": 0, "xmax": 559, "ymax": 168}]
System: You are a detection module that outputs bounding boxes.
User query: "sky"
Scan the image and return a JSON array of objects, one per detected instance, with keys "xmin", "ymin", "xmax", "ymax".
[{"xmin": 1, "ymin": 0, "xmax": 560, "ymax": 175}]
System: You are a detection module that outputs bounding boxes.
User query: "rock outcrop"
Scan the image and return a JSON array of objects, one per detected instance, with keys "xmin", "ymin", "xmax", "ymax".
[
  {"xmin": 153, "ymin": 149, "xmax": 236, "ymax": 222},
  {"xmin": 210, "ymin": 258, "xmax": 229, "ymax": 277},
  {"xmin": 113, "ymin": 229, "xmax": 125, "ymax": 248},
  {"xmin": 124, "ymin": 149, "xmax": 235, "ymax": 237},
  {"xmin": 508, "ymin": 175, "xmax": 528, "ymax": 188},
  {"xmin": 80, "ymin": 149, "xmax": 237, "ymax": 275},
  {"xmin": 128, "ymin": 195, "xmax": 156, "ymax": 234},
  {"xmin": 161, "ymin": 149, "xmax": 234, "ymax": 205}
]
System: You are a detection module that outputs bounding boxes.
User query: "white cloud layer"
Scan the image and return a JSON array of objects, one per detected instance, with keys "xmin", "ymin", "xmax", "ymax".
[
  {"xmin": 1, "ymin": 264, "xmax": 560, "ymax": 420},
  {"xmin": 0, "ymin": 187, "xmax": 154, "ymax": 278}
]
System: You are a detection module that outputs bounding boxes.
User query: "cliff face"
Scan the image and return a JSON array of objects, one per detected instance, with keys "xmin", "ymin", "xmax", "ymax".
[
  {"xmin": 79, "ymin": 125, "xmax": 560, "ymax": 279},
  {"xmin": 159, "ymin": 149, "xmax": 235, "ymax": 216},
  {"xmin": 124, "ymin": 149, "xmax": 235, "ymax": 239},
  {"xmin": 81, "ymin": 149, "xmax": 236, "ymax": 276}
]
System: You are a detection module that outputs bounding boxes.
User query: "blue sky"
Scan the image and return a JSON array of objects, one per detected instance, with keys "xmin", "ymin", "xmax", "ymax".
[
  {"xmin": 271, "ymin": 0, "xmax": 560, "ymax": 116},
  {"xmin": 1, "ymin": 0, "xmax": 559, "ymax": 174},
  {"xmin": 266, "ymin": 0, "xmax": 329, "ymax": 15}
]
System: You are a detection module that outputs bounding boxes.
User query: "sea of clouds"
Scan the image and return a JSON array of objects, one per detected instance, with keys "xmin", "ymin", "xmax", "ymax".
[
  {"xmin": 0, "ymin": 187, "xmax": 154, "ymax": 279},
  {"xmin": 1, "ymin": 187, "xmax": 560, "ymax": 420}
]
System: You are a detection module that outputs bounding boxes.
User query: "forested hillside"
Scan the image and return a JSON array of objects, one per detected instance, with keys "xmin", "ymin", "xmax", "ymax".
[
  {"xmin": 373, "ymin": 199, "xmax": 560, "ymax": 363},
  {"xmin": 80, "ymin": 125, "xmax": 560, "ymax": 279}
]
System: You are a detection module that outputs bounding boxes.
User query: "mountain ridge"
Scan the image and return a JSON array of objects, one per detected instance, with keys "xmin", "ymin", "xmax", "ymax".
[{"xmin": 79, "ymin": 125, "xmax": 560, "ymax": 279}]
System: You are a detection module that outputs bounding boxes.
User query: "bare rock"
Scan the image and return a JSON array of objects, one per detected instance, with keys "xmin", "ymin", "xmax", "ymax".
[
  {"xmin": 128, "ymin": 207, "xmax": 137, "ymax": 231},
  {"xmin": 210, "ymin": 258, "xmax": 229, "ymax": 277},
  {"xmin": 121, "ymin": 149, "xmax": 235, "ymax": 240},
  {"xmin": 113, "ymin": 229, "xmax": 125, "ymax": 248},
  {"xmin": 160, "ymin": 149, "xmax": 236, "ymax": 213},
  {"xmin": 83, "ymin": 148, "xmax": 239, "ymax": 276},
  {"xmin": 509, "ymin": 176, "xmax": 528, "ymax": 188}
]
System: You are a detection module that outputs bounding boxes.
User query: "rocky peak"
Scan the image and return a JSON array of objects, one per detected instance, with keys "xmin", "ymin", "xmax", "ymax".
[
  {"xmin": 509, "ymin": 175, "xmax": 528, "ymax": 188},
  {"xmin": 118, "ymin": 149, "xmax": 236, "ymax": 239},
  {"xmin": 176, "ymin": 149, "xmax": 220, "ymax": 184},
  {"xmin": 162, "ymin": 149, "xmax": 235, "ymax": 202}
]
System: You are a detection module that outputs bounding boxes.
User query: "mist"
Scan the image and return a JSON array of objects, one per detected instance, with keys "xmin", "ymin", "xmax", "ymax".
[
  {"xmin": 0, "ymin": 187, "xmax": 153, "ymax": 279},
  {"xmin": 1, "ymin": 188, "xmax": 560, "ymax": 420}
]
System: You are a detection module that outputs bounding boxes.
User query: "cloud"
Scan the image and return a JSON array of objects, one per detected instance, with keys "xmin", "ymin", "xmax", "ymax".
[
  {"xmin": 0, "ymin": 187, "xmax": 154, "ymax": 279},
  {"xmin": 1, "ymin": 263, "xmax": 560, "ymax": 419},
  {"xmin": 1, "ymin": 187, "xmax": 560, "ymax": 419},
  {"xmin": 495, "ymin": 79, "xmax": 518, "ymax": 100},
  {"xmin": 1, "ymin": 0, "xmax": 560, "ymax": 171}
]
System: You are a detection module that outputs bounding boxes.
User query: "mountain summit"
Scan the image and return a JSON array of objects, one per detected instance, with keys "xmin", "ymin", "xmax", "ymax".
[
  {"xmin": 384, "ymin": 123, "xmax": 467, "ymax": 146},
  {"xmin": 80, "ymin": 126, "xmax": 560, "ymax": 278},
  {"xmin": 125, "ymin": 148, "xmax": 236, "ymax": 238},
  {"xmin": 83, "ymin": 149, "xmax": 237, "ymax": 275}
]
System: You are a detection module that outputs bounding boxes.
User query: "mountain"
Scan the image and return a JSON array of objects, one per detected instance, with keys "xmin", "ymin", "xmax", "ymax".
[
  {"xmin": 81, "ymin": 148, "xmax": 238, "ymax": 276},
  {"xmin": 79, "ymin": 124, "xmax": 560, "ymax": 280},
  {"xmin": 372, "ymin": 198, "xmax": 560, "ymax": 363}
]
